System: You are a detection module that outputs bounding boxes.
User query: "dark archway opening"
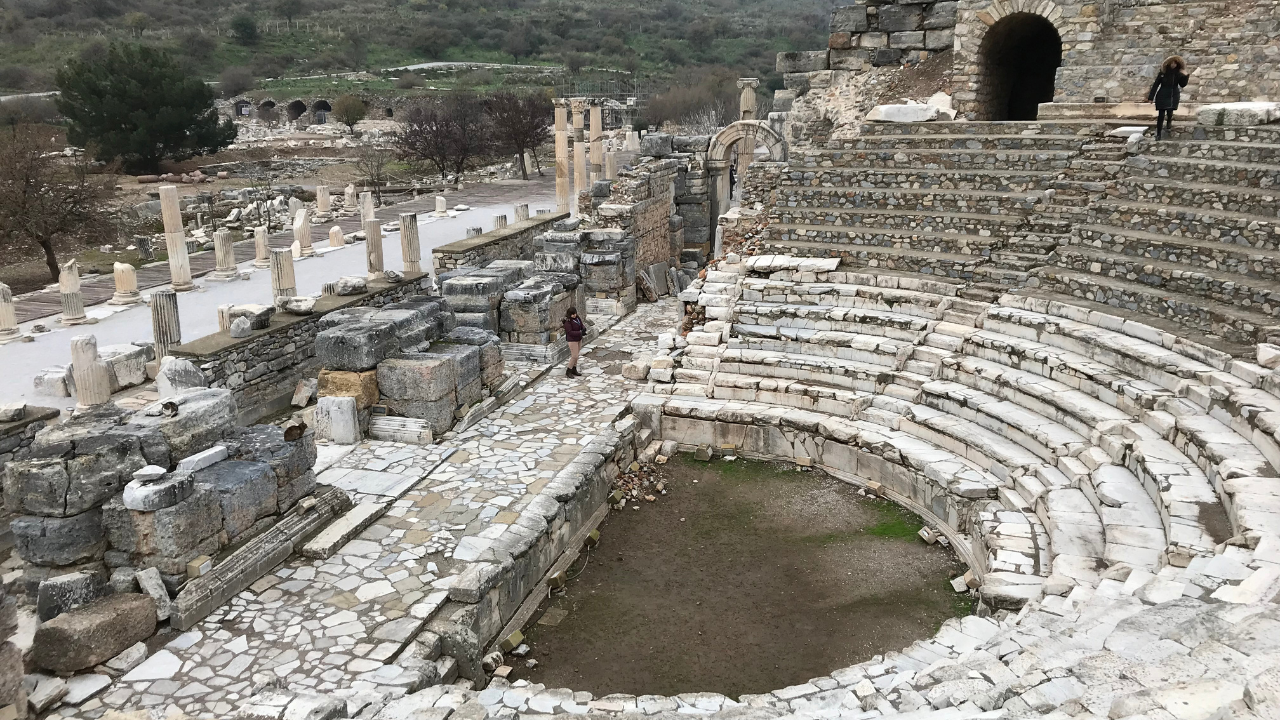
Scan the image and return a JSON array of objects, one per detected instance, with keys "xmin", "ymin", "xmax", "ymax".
[
  {"xmin": 385, "ymin": 107, "xmax": 394, "ymax": 118},
  {"xmin": 286, "ymin": 100, "xmax": 308, "ymax": 121},
  {"xmin": 976, "ymin": 13, "xmax": 1062, "ymax": 121},
  {"xmin": 234, "ymin": 100, "xmax": 252, "ymax": 117},
  {"xmin": 312, "ymin": 99, "xmax": 332, "ymax": 123}
]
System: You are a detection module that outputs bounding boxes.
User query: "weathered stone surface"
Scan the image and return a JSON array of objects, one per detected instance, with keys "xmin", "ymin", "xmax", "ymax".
[
  {"xmin": 316, "ymin": 396, "xmax": 360, "ymax": 445},
  {"xmin": 13, "ymin": 510, "xmax": 105, "ymax": 566},
  {"xmin": 378, "ymin": 355, "xmax": 459, "ymax": 402},
  {"xmin": 335, "ymin": 276, "xmax": 368, "ymax": 296},
  {"xmin": 129, "ymin": 388, "xmax": 236, "ymax": 460},
  {"xmin": 317, "ymin": 369, "xmax": 380, "ymax": 410},
  {"xmin": 224, "ymin": 424, "xmax": 317, "ymax": 485},
  {"xmin": 277, "ymin": 469, "xmax": 317, "ymax": 514},
  {"xmin": 229, "ymin": 304, "xmax": 274, "ymax": 330},
  {"xmin": 384, "ymin": 394, "xmax": 456, "ymax": 435},
  {"xmin": 36, "ymin": 571, "xmax": 111, "ymax": 621},
  {"xmin": 878, "ymin": 4, "xmax": 922, "ymax": 31},
  {"xmin": 776, "ymin": 50, "xmax": 829, "ymax": 73},
  {"xmin": 32, "ymin": 593, "xmax": 156, "ymax": 674},
  {"xmin": 156, "ymin": 357, "xmax": 208, "ymax": 398},
  {"xmin": 102, "ymin": 486, "xmax": 223, "ymax": 571},
  {"xmin": 134, "ymin": 566, "xmax": 172, "ymax": 621},
  {"xmin": 192, "ymin": 460, "xmax": 277, "ymax": 541},
  {"xmin": 866, "ymin": 103, "xmax": 941, "ymax": 122},
  {"xmin": 1197, "ymin": 102, "xmax": 1280, "ymax": 127},
  {"xmin": 122, "ymin": 471, "xmax": 194, "ymax": 511},
  {"xmin": 230, "ymin": 316, "xmax": 253, "ymax": 338},
  {"xmin": 640, "ymin": 133, "xmax": 673, "ymax": 157},
  {"xmin": 316, "ymin": 321, "xmax": 398, "ymax": 371},
  {"xmin": 830, "ymin": 5, "xmax": 868, "ymax": 32}
]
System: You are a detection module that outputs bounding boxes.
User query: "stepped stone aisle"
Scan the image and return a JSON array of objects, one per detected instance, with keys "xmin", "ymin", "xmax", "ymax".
[{"xmin": 66, "ymin": 301, "xmax": 679, "ymax": 720}]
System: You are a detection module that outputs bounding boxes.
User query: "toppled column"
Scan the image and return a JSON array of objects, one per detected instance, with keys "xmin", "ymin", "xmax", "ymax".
[
  {"xmin": 159, "ymin": 185, "xmax": 194, "ymax": 292},
  {"xmin": 0, "ymin": 282, "xmax": 18, "ymax": 342},
  {"xmin": 589, "ymin": 100, "xmax": 603, "ymax": 181},
  {"xmin": 59, "ymin": 259, "xmax": 88, "ymax": 325},
  {"xmin": 554, "ymin": 100, "xmax": 571, "ymax": 214},
  {"xmin": 210, "ymin": 229, "xmax": 237, "ymax": 281},
  {"xmin": 571, "ymin": 99, "xmax": 588, "ymax": 212},
  {"xmin": 329, "ymin": 226, "xmax": 344, "ymax": 248},
  {"xmin": 151, "ymin": 289, "xmax": 181, "ymax": 360},
  {"xmin": 316, "ymin": 185, "xmax": 330, "ymax": 215},
  {"xmin": 270, "ymin": 248, "xmax": 297, "ymax": 299},
  {"xmin": 360, "ymin": 192, "xmax": 375, "ymax": 222},
  {"xmin": 70, "ymin": 335, "xmax": 112, "ymax": 407},
  {"xmin": 253, "ymin": 225, "xmax": 270, "ymax": 269},
  {"xmin": 435, "ymin": 195, "xmax": 447, "ymax": 216},
  {"xmin": 400, "ymin": 213, "xmax": 421, "ymax": 274},
  {"xmin": 494, "ymin": 214, "xmax": 508, "ymax": 229},
  {"xmin": 365, "ymin": 219, "xmax": 384, "ymax": 281},
  {"xmin": 293, "ymin": 209, "xmax": 314, "ymax": 258},
  {"xmin": 109, "ymin": 262, "xmax": 141, "ymax": 305},
  {"xmin": 515, "ymin": 203, "xmax": 530, "ymax": 222}
]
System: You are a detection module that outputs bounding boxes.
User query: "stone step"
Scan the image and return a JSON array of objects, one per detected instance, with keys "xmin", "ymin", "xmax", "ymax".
[
  {"xmin": 733, "ymin": 301, "xmax": 934, "ymax": 342},
  {"xmin": 769, "ymin": 223, "xmax": 1001, "ymax": 254},
  {"xmin": 769, "ymin": 206, "xmax": 1027, "ymax": 236},
  {"xmin": 726, "ymin": 334, "xmax": 906, "ymax": 369},
  {"xmin": 800, "ymin": 148, "xmax": 1076, "ymax": 172},
  {"xmin": 1071, "ymin": 224, "xmax": 1280, "ymax": 283},
  {"xmin": 854, "ymin": 120, "xmax": 1101, "ymax": 137},
  {"xmin": 920, "ymin": 379, "xmax": 1089, "ymax": 462},
  {"xmin": 1092, "ymin": 198, "xmax": 1280, "ymax": 243},
  {"xmin": 779, "ymin": 167, "xmax": 1055, "ymax": 194},
  {"xmin": 1034, "ymin": 488, "xmax": 1107, "ymax": 567},
  {"xmin": 740, "ymin": 277, "xmax": 953, "ymax": 318},
  {"xmin": 1138, "ymin": 139, "xmax": 1280, "ymax": 165},
  {"xmin": 1049, "ymin": 245, "xmax": 1280, "ymax": 319},
  {"xmin": 825, "ymin": 134, "xmax": 1087, "ymax": 152},
  {"xmin": 1125, "ymin": 153, "xmax": 1280, "ymax": 189},
  {"xmin": 774, "ymin": 186, "xmax": 1044, "ymax": 214},
  {"xmin": 758, "ymin": 238, "xmax": 993, "ymax": 280},
  {"xmin": 708, "ymin": 372, "xmax": 872, "ymax": 417},
  {"xmin": 900, "ymin": 400, "xmax": 1046, "ymax": 475},
  {"xmin": 991, "ymin": 252, "xmax": 1049, "ymax": 272},
  {"xmin": 717, "ymin": 348, "xmax": 899, "ymax": 394},
  {"xmin": 1113, "ymin": 176, "xmax": 1280, "ymax": 219}
]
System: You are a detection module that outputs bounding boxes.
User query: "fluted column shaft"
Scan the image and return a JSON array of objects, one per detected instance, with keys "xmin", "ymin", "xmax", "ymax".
[
  {"xmin": 270, "ymin": 248, "xmax": 297, "ymax": 299},
  {"xmin": 365, "ymin": 220, "xmax": 384, "ymax": 280},
  {"xmin": 400, "ymin": 213, "xmax": 421, "ymax": 274},
  {"xmin": 71, "ymin": 335, "xmax": 112, "ymax": 408},
  {"xmin": 151, "ymin": 289, "xmax": 181, "ymax": 360},
  {"xmin": 159, "ymin": 185, "xmax": 194, "ymax": 291}
]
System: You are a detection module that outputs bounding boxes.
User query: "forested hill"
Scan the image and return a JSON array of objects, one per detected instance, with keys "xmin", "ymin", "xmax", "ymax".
[{"xmin": 0, "ymin": 0, "xmax": 832, "ymax": 93}]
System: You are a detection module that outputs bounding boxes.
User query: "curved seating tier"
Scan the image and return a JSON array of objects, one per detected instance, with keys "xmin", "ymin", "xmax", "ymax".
[{"xmin": 649, "ymin": 253, "xmax": 1280, "ymax": 615}]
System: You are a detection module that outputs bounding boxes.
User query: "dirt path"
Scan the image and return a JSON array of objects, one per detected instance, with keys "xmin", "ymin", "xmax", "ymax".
[{"xmin": 515, "ymin": 456, "xmax": 970, "ymax": 698}]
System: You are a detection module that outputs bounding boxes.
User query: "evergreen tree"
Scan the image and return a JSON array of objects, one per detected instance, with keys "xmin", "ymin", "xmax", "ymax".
[{"xmin": 55, "ymin": 44, "xmax": 237, "ymax": 174}]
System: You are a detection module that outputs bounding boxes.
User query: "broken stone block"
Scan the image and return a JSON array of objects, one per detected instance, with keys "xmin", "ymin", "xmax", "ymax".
[
  {"xmin": 13, "ymin": 510, "xmax": 105, "ymax": 566},
  {"xmin": 866, "ymin": 103, "xmax": 941, "ymax": 123},
  {"xmin": 292, "ymin": 378, "xmax": 317, "ymax": 408},
  {"xmin": 316, "ymin": 321, "xmax": 398, "ymax": 371},
  {"xmin": 0, "ymin": 401, "xmax": 24, "ymax": 423},
  {"xmin": 334, "ymin": 276, "xmax": 368, "ymax": 296},
  {"xmin": 134, "ymin": 566, "xmax": 172, "ymax": 622},
  {"xmin": 378, "ymin": 355, "xmax": 459, "ymax": 402},
  {"xmin": 639, "ymin": 133, "xmax": 673, "ymax": 156},
  {"xmin": 775, "ymin": 50, "xmax": 829, "ymax": 73},
  {"xmin": 316, "ymin": 396, "xmax": 360, "ymax": 445},
  {"xmin": 276, "ymin": 469, "xmax": 316, "ymax": 514},
  {"xmin": 34, "ymin": 366, "xmax": 71, "ymax": 397},
  {"xmin": 26, "ymin": 674, "xmax": 67, "ymax": 714},
  {"xmin": 102, "ymin": 486, "xmax": 222, "ymax": 574},
  {"xmin": 62, "ymin": 672, "xmax": 111, "ymax": 706},
  {"xmin": 230, "ymin": 316, "xmax": 253, "ymax": 338},
  {"xmin": 228, "ymin": 304, "xmax": 274, "ymax": 330},
  {"xmin": 36, "ymin": 571, "xmax": 111, "ymax": 621},
  {"xmin": 99, "ymin": 642, "xmax": 146, "ymax": 677},
  {"xmin": 370, "ymin": 306, "xmax": 437, "ymax": 348},
  {"xmin": 442, "ymin": 274, "xmax": 505, "ymax": 312},
  {"xmin": 98, "ymin": 343, "xmax": 153, "ymax": 392},
  {"xmin": 316, "ymin": 369, "xmax": 379, "ymax": 410},
  {"xmin": 33, "ymin": 593, "xmax": 156, "ymax": 674},
  {"xmin": 155, "ymin": 357, "xmax": 208, "ymax": 398},
  {"xmin": 223, "ymin": 424, "xmax": 317, "ymax": 486},
  {"xmin": 622, "ymin": 360, "xmax": 651, "ymax": 380},
  {"xmin": 174, "ymin": 445, "xmax": 228, "ymax": 476},
  {"xmin": 383, "ymin": 394, "xmax": 456, "ymax": 436},
  {"xmin": 128, "ymin": 388, "xmax": 236, "ymax": 460},
  {"xmin": 278, "ymin": 296, "xmax": 317, "ymax": 315},
  {"xmin": 192, "ymin": 460, "xmax": 276, "ymax": 541},
  {"xmin": 6, "ymin": 432, "xmax": 149, "ymax": 518},
  {"xmin": 318, "ymin": 306, "xmax": 378, "ymax": 329}
]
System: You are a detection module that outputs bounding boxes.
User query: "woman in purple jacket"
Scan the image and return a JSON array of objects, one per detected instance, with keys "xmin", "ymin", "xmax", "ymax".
[{"xmin": 563, "ymin": 307, "xmax": 586, "ymax": 377}]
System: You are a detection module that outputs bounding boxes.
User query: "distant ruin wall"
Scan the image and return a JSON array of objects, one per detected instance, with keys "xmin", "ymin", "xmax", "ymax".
[{"xmin": 431, "ymin": 213, "xmax": 568, "ymax": 275}]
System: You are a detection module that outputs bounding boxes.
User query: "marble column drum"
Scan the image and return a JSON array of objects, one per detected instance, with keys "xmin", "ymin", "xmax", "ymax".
[
  {"xmin": 293, "ymin": 209, "xmax": 314, "ymax": 257},
  {"xmin": 253, "ymin": 226, "xmax": 271, "ymax": 269},
  {"xmin": 365, "ymin": 219, "xmax": 384, "ymax": 280},
  {"xmin": 109, "ymin": 262, "xmax": 141, "ymax": 305},
  {"xmin": 59, "ymin": 259, "xmax": 88, "ymax": 325},
  {"xmin": 329, "ymin": 226, "xmax": 345, "ymax": 248},
  {"xmin": 270, "ymin": 248, "xmax": 297, "ymax": 299},
  {"xmin": 0, "ymin": 282, "xmax": 20, "ymax": 342},
  {"xmin": 70, "ymin": 334, "xmax": 112, "ymax": 408},
  {"xmin": 400, "ymin": 213, "xmax": 421, "ymax": 274},
  {"xmin": 210, "ymin": 229, "xmax": 238, "ymax": 281},
  {"xmin": 151, "ymin": 289, "xmax": 181, "ymax": 360},
  {"xmin": 159, "ymin": 185, "xmax": 194, "ymax": 291}
]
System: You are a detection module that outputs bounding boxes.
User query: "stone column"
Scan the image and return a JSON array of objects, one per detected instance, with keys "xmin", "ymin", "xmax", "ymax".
[
  {"xmin": 109, "ymin": 262, "xmax": 141, "ymax": 305},
  {"xmin": 400, "ymin": 213, "xmax": 421, "ymax": 274},
  {"xmin": 329, "ymin": 226, "xmax": 344, "ymax": 248},
  {"xmin": 59, "ymin": 259, "xmax": 88, "ymax": 325},
  {"xmin": 151, "ymin": 289, "xmax": 181, "ymax": 360},
  {"xmin": 625, "ymin": 130, "xmax": 640, "ymax": 151},
  {"xmin": 605, "ymin": 152, "xmax": 618, "ymax": 180},
  {"xmin": 159, "ymin": 185, "xmax": 194, "ymax": 291},
  {"xmin": 217, "ymin": 303, "xmax": 234, "ymax": 332},
  {"xmin": 70, "ymin": 335, "xmax": 112, "ymax": 409},
  {"xmin": 571, "ymin": 99, "xmax": 588, "ymax": 214},
  {"xmin": 0, "ymin": 282, "xmax": 19, "ymax": 343},
  {"xmin": 494, "ymin": 214, "xmax": 508, "ymax": 229},
  {"xmin": 293, "ymin": 209, "xmax": 314, "ymax": 257},
  {"xmin": 365, "ymin": 219, "xmax": 384, "ymax": 281},
  {"xmin": 435, "ymin": 195, "xmax": 447, "ymax": 216},
  {"xmin": 316, "ymin": 185, "xmax": 330, "ymax": 215},
  {"xmin": 360, "ymin": 192, "xmax": 375, "ymax": 222},
  {"xmin": 735, "ymin": 78, "xmax": 760, "ymax": 185},
  {"xmin": 515, "ymin": 203, "xmax": 530, "ymax": 222},
  {"xmin": 466, "ymin": 227, "xmax": 483, "ymax": 238},
  {"xmin": 553, "ymin": 100, "xmax": 571, "ymax": 215},
  {"xmin": 589, "ymin": 100, "xmax": 604, "ymax": 182},
  {"xmin": 523, "ymin": 151, "xmax": 535, "ymax": 178},
  {"xmin": 271, "ymin": 248, "xmax": 297, "ymax": 299},
  {"xmin": 211, "ymin": 229, "xmax": 238, "ymax": 281},
  {"xmin": 345, "ymin": 184, "xmax": 356, "ymax": 208},
  {"xmin": 253, "ymin": 226, "xmax": 271, "ymax": 268}
]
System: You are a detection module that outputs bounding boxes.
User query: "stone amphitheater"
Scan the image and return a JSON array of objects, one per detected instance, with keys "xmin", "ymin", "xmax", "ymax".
[{"xmin": 6, "ymin": 0, "xmax": 1280, "ymax": 718}]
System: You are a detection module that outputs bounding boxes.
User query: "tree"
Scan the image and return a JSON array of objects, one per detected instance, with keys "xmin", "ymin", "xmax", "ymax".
[
  {"xmin": 485, "ymin": 91, "xmax": 551, "ymax": 180},
  {"xmin": 331, "ymin": 95, "xmax": 366, "ymax": 131},
  {"xmin": 502, "ymin": 28, "xmax": 530, "ymax": 60},
  {"xmin": 0, "ymin": 126, "xmax": 114, "ymax": 281},
  {"xmin": 219, "ymin": 66, "xmax": 255, "ymax": 98},
  {"xmin": 274, "ymin": 0, "xmax": 304, "ymax": 22},
  {"xmin": 395, "ymin": 95, "xmax": 491, "ymax": 181},
  {"xmin": 353, "ymin": 144, "xmax": 394, "ymax": 202},
  {"xmin": 230, "ymin": 14, "xmax": 259, "ymax": 46},
  {"xmin": 56, "ymin": 43, "xmax": 237, "ymax": 173}
]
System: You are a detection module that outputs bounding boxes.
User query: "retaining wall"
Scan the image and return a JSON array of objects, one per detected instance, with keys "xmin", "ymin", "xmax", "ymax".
[{"xmin": 432, "ymin": 213, "xmax": 569, "ymax": 276}]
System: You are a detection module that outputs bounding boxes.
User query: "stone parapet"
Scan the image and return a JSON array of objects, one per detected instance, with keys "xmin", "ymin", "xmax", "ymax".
[{"xmin": 432, "ymin": 213, "xmax": 568, "ymax": 275}]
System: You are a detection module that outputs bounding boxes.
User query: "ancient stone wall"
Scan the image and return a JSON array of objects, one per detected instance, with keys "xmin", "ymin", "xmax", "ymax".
[
  {"xmin": 432, "ymin": 214, "xmax": 568, "ymax": 276},
  {"xmin": 590, "ymin": 158, "xmax": 680, "ymax": 270},
  {"xmin": 172, "ymin": 274, "xmax": 435, "ymax": 423}
]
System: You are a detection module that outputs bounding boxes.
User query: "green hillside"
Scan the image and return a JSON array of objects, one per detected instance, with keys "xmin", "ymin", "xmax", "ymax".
[{"xmin": 0, "ymin": 0, "xmax": 832, "ymax": 94}]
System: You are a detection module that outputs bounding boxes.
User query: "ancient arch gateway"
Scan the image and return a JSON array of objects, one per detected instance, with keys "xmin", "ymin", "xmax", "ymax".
[
  {"xmin": 707, "ymin": 120, "xmax": 788, "ymax": 238},
  {"xmin": 975, "ymin": 12, "xmax": 1063, "ymax": 120}
]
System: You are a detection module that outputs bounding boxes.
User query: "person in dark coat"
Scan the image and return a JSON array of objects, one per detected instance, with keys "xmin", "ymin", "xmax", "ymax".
[
  {"xmin": 563, "ymin": 307, "xmax": 586, "ymax": 377},
  {"xmin": 1147, "ymin": 55, "xmax": 1190, "ymax": 140}
]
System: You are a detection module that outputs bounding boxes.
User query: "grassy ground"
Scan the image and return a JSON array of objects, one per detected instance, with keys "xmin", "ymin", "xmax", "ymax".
[{"xmin": 515, "ymin": 455, "xmax": 972, "ymax": 697}]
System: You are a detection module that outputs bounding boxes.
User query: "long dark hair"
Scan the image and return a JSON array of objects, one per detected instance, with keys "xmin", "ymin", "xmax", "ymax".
[{"xmin": 565, "ymin": 307, "xmax": 579, "ymax": 320}]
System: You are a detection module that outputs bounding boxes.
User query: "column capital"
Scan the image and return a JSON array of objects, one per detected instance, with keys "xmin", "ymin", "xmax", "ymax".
[
  {"xmin": 569, "ymin": 97, "xmax": 589, "ymax": 113},
  {"xmin": 737, "ymin": 77, "xmax": 760, "ymax": 89}
]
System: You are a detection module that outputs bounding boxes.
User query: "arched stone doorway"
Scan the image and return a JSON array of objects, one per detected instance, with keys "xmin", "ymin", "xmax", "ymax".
[
  {"xmin": 286, "ymin": 100, "xmax": 308, "ymax": 122},
  {"xmin": 257, "ymin": 100, "xmax": 277, "ymax": 121},
  {"xmin": 312, "ymin": 99, "xmax": 332, "ymax": 123},
  {"xmin": 975, "ymin": 12, "xmax": 1062, "ymax": 121},
  {"xmin": 706, "ymin": 120, "xmax": 787, "ymax": 249}
]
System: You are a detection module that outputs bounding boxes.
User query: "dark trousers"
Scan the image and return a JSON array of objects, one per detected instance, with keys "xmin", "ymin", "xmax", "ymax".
[{"xmin": 1156, "ymin": 108, "xmax": 1174, "ymax": 139}]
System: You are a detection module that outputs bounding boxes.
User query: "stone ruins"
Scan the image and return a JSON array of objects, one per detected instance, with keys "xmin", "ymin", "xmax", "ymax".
[{"xmin": 5, "ymin": 2, "xmax": 1280, "ymax": 719}]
